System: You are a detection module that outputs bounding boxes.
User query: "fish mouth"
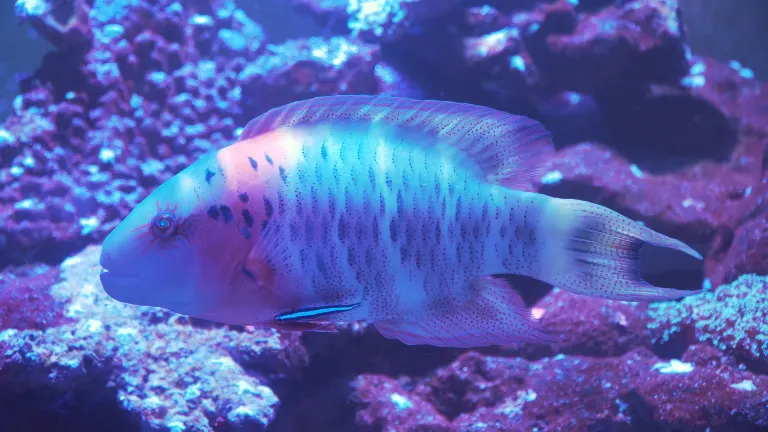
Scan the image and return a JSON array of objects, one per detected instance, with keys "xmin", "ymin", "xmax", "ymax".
[
  {"xmin": 99, "ymin": 267, "xmax": 196, "ymax": 310},
  {"xmin": 99, "ymin": 267, "xmax": 142, "ymax": 286},
  {"xmin": 99, "ymin": 267, "xmax": 152, "ymax": 305}
]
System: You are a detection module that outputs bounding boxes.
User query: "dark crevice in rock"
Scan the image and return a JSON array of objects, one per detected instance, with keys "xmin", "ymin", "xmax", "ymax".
[
  {"xmin": 0, "ymin": 379, "xmax": 136, "ymax": 432},
  {"xmin": 597, "ymin": 93, "xmax": 738, "ymax": 174}
]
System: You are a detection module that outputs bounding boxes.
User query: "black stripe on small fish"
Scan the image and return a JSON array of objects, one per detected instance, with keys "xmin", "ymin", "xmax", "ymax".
[
  {"xmin": 205, "ymin": 168, "xmax": 216, "ymax": 185},
  {"xmin": 274, "ymin": 303, "xmax": 360, "ymax": 322}
]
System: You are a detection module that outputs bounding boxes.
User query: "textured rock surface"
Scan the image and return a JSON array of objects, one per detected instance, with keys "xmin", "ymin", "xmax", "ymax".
[
  {"xmin": 649, "ymin": 273, "xmax": 768, "ymax": 373},
  {"xmin": 0, "ymin": 246, "xmax": 308, "ymax": 431},
  {"xmin": 0, "ymin": 0, "xmax": 392, "ymax": 268}
]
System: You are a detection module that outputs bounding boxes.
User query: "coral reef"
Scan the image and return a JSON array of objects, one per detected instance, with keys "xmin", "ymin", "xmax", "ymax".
[
  {"xmin": 2, "ymin": 0, "xmax": 768, "ymax": 430},
  {"xmin": 353, "ymin": 348, "xmax": 768, "ymax": 431},
  {"xmin": 0, "ymin": 246, "xmax": 308, "ymax": 431},
  {"xmin": 1, "ymin": 0, "xmax": 392, "ymax": 268},
  {"xmin": 649, "ymin": 273, "xmax": 768, "ymax": 372}
]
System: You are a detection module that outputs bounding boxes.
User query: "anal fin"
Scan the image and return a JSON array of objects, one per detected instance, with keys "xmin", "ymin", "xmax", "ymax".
[{"xmin": 374, "ymin": 276, "xmax": 562, "ymax": 348}]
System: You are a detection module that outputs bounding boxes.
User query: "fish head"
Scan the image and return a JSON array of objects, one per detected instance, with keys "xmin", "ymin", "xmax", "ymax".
[{"xmin": 99, "ymin": 153, "xmax": 239, "ymax": 315}]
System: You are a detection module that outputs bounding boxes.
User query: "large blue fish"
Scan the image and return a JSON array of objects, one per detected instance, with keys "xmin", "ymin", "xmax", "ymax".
[{"xmin": 99, "ymin": 95, "xmax": 702, "ymax": 347}]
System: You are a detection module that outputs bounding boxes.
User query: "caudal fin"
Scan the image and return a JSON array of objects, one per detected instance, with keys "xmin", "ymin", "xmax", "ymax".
[{"xmin": 540, "ymin": 198, "xmax": 703, "ymax": 302}]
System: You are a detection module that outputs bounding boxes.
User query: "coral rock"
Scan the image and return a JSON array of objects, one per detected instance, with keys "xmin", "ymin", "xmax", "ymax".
[
  {"xmin": 0, "ymin": 246, "xmax": 309, "ymax": 431},
  {"xmin": 648, "ymin": 273, "xmax": 768, "ymax": 373},
  {"xmin": 238, "ymin": 36, "xmax": 382, "ymax": 118}
]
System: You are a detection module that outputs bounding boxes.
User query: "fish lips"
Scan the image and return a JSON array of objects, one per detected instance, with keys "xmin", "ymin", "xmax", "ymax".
[{"xmin": 99, "ymin": 268, "xmax": 155, "ymax": 306}]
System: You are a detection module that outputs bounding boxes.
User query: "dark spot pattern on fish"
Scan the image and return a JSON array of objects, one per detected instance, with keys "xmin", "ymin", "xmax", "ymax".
[
  {"xmin": 277, "ymin": 191, "xmax": 286, "ymax": 215},
  {"xmin": 264, "ymin": 153, "xmax": 273, "ymax": 165},
  {"xmin": 263, "ymin": 196, "xmax": 274, "ymax": 219},
  {"xmin": 297, "ymin": 166, "xmax": 307, "ymax": 184},
  {"xmin": 248, "ymin": 157, "xmax": 258, "ymax": 171},
  {"xmin": 238, "ymin": 192, "xmax": 249, "ymax": 203},
  {"xmin": 240, "ymin": 225, "xmax": 252, "ymax": 239},
  {"xmin": 339, "ymin": 143, "xmax": 347, "ymax": 164},
  {"xmin": 371, "ymin": 217, "xmax": 379, "ymax": 244},
  {"xmin": 329, "ymin": 192, "xmax": 336, "ymax": 217},
  {"xmin": 365, "ymin": 249, "xmax": 374, "ymax": 268},
  {"xmin": 338, "ymin": 215, "xmax": 347, "ymax": 241},
  {"xmin": 379, "ymin": 194, "xmax": 386, "ymax": 217},
  {"xmin": 290, "ymin": 220, "xmax": 301, "ymax": 241},
  {"xmin": 405, "ymin": 218, "xmax": 416, "ymax": 244},
  {"xmin": 207, "ymin": 206, "xmax": 220, "ymax": 221},
  {"xmin": 219, "ymin": 205, "xmax": 233, "ymax": 223},
  {"xmin": 242, "ymin": 266, "xmax": 256, "ymax": 280},
  {"xmin": 205, "ymin": 168, "xmax": 216, "ymax": 185},
  {"xmin": 320, "ymin": 142, "xmax": 328, "ymax": 161},
  {"xmin": 279, "ymin": 166, "xmax": 287, "ymax": 183},
  {"xmin": 355, "ymin": 217, "xmax": 365, "ymax": 240},
  {"xmin": 321, "ymin": 216, "xmax": 330, "ymax": 242},
  {"xmin": 304, "ymin": 218, "xmax": 314, "ymax": 239},
  {"xmin": 389, "ymin": 218, "xmax": 398, "ymax": 242},
  {"xmin": 316, "ymin": 253, "xmax": 328, "ymax": 277},
  {"xmin": 261, "ymin": 220, "xmax": 269, "ymax": 232},
  {"xmin": 242, "ymin": 209, "xmax": 254, "ymax": 228}
]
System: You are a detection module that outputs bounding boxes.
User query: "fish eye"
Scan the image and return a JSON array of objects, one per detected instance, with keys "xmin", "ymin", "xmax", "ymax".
[{"xmin": 151, "ymin": 211, "xmax": 178, "ymax": 239}]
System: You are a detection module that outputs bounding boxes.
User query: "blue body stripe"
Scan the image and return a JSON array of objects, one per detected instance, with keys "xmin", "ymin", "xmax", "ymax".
[{"xmin": 274, "ymin": 303, "xmax": 360, "ymax": 322}]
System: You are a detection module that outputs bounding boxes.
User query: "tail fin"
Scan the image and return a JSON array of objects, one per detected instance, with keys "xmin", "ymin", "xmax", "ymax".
[{"xmin": 539, "ymin": 198, "xmax": 703, "ymax": 302}]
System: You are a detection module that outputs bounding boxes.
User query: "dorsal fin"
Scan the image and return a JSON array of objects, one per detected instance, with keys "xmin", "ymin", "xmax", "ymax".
[{"xmin": 237, "ymin": 95, "xmax": 554, "ymax": 189}]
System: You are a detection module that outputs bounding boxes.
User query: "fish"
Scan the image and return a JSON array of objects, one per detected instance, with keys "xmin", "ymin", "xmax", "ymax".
[{"xmin": 99, "ymin": 95, "xmax": 703, "ymax": 348}]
